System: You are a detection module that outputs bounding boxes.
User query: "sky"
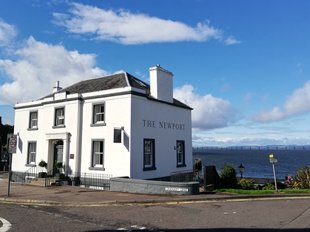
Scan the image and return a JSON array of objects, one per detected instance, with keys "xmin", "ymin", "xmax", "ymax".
[{"xmin": 0, "ymin": 0, "xmax": 310, "ymax": 147}]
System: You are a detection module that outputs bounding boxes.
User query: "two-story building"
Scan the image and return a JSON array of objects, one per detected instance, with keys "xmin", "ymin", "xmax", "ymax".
[{"xmin": 12, "ymin": 65, "xmax": 193, "ymax": 183}]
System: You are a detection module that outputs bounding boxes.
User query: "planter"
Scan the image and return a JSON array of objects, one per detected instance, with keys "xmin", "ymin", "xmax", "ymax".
[{"xmin": 38, "ymin": 172, "xmax": 47, "ymax": 178}]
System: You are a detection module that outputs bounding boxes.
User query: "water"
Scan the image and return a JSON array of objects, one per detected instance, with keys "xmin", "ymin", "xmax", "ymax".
[{"xmin": 193, "ymin": 148, "xmax": 310, "ymax": 179}]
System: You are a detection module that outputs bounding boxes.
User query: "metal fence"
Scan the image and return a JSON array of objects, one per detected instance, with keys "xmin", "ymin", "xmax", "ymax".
[
  {"xmin": 78, "ymin": 172, "xmax": 112, "ymax": 190},
  {"xmin": 11, "ymin": 166, "xmax": 39, "ymax": 184},
  {"xmin": 10, "ymin": 168, "xmax": 112, "ymax": 190}
]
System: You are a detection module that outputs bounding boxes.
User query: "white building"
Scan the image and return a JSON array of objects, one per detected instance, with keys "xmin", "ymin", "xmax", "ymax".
[{"xmin": 12, "ymin": 65, "xmax": 193, "ymax": 183}]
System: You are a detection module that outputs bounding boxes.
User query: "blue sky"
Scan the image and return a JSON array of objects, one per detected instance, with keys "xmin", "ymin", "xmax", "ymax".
[{"xmin": 0, "ymin": 0, "xmax": 310, "ymax": 146}]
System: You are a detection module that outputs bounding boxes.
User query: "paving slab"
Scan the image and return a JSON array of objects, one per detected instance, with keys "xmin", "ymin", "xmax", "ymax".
[
  {"xmin": 1, "ymin": 174, "xmax": 310, "ymax": 207},
  {"xmin": 0, "ymin": 176, "xmax": 229, "ymax": 206}
]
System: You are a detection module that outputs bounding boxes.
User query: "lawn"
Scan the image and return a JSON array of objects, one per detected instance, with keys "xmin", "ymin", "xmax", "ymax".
[{"xmin": 216, "ymin": 188, "xmax": 310, "ymax": 195}]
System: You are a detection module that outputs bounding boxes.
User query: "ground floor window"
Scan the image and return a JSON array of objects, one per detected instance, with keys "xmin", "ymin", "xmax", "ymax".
[
  {"xmin": 27, "ymin": 141, "xmax": 37, "ymax": 165},
  {"xmin": 143, "ymin": 139, "xmax": 156, "ymax": 171},
  {"xmin": 92, "ymin": 140, "xmax": 104, "ymax": 168},
  {"xmin": 176, "ymin": 140, "xmax": 186, "ymax": 167}
]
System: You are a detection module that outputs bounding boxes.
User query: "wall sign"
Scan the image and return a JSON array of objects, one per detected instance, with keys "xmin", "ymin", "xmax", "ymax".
[
  {"xmin": 8, "ymin": 135, "xmax": 18, "ymax": 154},
  {"xmin": 165, "ymin": 187, "xmax": 189, "ymax": 192},
  {"xmin": 142, "ymin": 120, "xmax": 185, "ymax": 130}
]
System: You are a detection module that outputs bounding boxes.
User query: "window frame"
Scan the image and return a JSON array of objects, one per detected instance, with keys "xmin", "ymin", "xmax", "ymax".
[
  {"xmin": 28, "ymin": 111, "xmax": 38, "ymax": 130},
  {"xmin": 113, "ymin": 128, "xmax": 122, "ymax": 143},
  {"xmin": 54, "ymin": 107, "xmax": 65, "ymax": 128},
  {"xmin": 143, "ymin": 138, "xmax": 156, "ymax": 171},
  {"xmin": 27, "ymin": 141, "xmax": 37, "ymax": 165},
  {"xmin": 91, "ymin": 103, "xmax": 106, "ymax": 126},
  {"xmin": 89, "ymin": 139, "xmax": 105, "ymax": 170},
  {"xmin": 176, "ymin": 140, "xmax": 186, "ymax": 167}
]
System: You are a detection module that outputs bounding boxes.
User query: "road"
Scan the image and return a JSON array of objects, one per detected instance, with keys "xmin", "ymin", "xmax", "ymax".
[{"xmin": 0, "ymin": 198, "xmax": 310, "ymax": 231}]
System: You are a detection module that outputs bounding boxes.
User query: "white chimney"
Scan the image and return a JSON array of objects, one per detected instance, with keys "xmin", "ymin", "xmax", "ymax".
[
  {"xmin": 53, "ymin": 81, "xmax": 62, "ymax": 93},
  {"xmin": 149, "ymin": 65, "xmax": 173, "ymax": 103}
]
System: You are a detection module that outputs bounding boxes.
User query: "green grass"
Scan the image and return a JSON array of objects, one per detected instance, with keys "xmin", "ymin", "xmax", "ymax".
[{"xmin": 216, "ymin": 188, "xmax": 310, "ymax": 195}]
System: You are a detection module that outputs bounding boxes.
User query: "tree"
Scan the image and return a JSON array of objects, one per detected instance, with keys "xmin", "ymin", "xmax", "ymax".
[{"xmin": 0, "ymin": 117, "xmax": 14, "ymax": 151}]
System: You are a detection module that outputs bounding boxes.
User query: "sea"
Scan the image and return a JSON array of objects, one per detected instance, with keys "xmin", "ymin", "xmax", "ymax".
[{"xmin": 193, "ymin": 147, "xmax": 310, "ymax": 179}]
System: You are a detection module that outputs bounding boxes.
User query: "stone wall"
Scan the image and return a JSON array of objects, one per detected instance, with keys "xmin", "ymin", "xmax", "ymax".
[{"xmin": 110, "ymin": 177, "xmax": 199, "ymax": 195}]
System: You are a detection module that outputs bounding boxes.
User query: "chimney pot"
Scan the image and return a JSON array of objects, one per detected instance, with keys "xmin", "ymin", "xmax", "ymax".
[{"xmin": 53, "ymin": 81, "xmax": 62, "ymax": 93}]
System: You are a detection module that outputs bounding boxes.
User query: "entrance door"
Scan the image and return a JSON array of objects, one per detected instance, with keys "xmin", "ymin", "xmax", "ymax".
[{"xmin": 53, "ymin": 140, "xmax": 63, "ymax": 171}]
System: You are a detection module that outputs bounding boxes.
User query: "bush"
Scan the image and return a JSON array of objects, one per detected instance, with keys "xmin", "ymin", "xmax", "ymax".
[
  {"xmin": 239, "ymin": 178, "xmax": 255, "ymax": 190},
  {"xmin": 262, "ymin": 183, "xmax": 275, "ymax": 190},
  {"xmin": 220, "ymin": 164, "xmax": 238, "ymax": 188},
  {"xmin": 38, "ymin": 160, "xmax": 47, "ymax": 168},
  {"xmin": 293, "ymin": 166, "xmax": 310, "ymax": 189}
]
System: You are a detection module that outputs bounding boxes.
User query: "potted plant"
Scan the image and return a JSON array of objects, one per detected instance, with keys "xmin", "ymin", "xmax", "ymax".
[
  {"xmin": 55, "ymin": 161, "xmax": 63, "ymax": 180},
  {"xmin": 55, "ymin": 161, "xmax": 63, "ymax": 170},
  {"xmin": 38, "ymin": 160, "xmax": 47, "ymax": 178}
]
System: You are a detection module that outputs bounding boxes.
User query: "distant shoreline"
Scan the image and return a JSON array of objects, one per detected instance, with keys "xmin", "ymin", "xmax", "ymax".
[{"xmin": 193, "ymin": 146, "xmax": 310, "ymax": 152}]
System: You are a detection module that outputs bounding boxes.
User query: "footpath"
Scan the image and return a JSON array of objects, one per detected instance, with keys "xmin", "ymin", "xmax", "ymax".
[{"xmin": 1, "ymin": 173, "xmax": 310, "ymax": 207}]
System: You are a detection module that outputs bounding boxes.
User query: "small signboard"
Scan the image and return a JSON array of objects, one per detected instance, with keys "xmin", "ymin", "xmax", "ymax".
[{"xmin": 8, "ymin": 135, "xmax": 17, "ymax": 154}]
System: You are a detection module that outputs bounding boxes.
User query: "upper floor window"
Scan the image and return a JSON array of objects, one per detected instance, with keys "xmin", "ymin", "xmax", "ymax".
[
  {"xmin": 27, "ymin": 142, "xmax": 36, "ymax": 165},
  {"xmin": 29, "ymin": 111, "xmax": 38, "ymax": 129},
  {"xmin": 113, "ymin": 128, "xmax": 122, "ymax": 143},
  {"xmin": 143, "ymin": 139, "xmax": 156, "ymax": 171},
  {"xmin": 93, "ymin": 104, "xmax": 105, "ymax": 124},
  {"xmin": 176, "ymin": 140, "xmax": 186, "ymax": 167},
  {"xmin": 54, "ymin": 107, "xmax": 65, "ymax": 127}
]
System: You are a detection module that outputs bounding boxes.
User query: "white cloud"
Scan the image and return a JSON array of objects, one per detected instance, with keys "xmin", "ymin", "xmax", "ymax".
[
  {"xmin": 253, "ymin": 81, "xmax": 310, "ymax": 122},
  {"xmin": 224, "ymin": 36, "xmax": 241, "ymax": 45},
  {"xmin": 52, "ymin": 3, "xmax": 239, "ymax": 45},
  {"xmin": 0, "ymin": 37, "xmax": 105, "ymax": 105},
  {"xmin": 174, "ymin": 84, "xmax": 237, "ymax": 130},
  {"xmin": 0, "ymin": 18, "xmax": 17, "ymax": 47}
]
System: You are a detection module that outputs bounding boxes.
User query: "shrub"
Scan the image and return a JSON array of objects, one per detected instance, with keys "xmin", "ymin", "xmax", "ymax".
[
  {"xmin": 220, "ymin": 164, "xmax": 238, "ymax": 188},
  {"xmin": 38, "ymin": 160, "xmax": 47, "ymax": 168},
  {"xmin": 262, "ymin": 183, "xmax": 275, "ymax": 190},
  {"xmin": 293, "ymin": 166, "xmax": 310, "ymax": 189},
  {"xmin": 193, "ymin": 159, "xmax": 202, "ymax": 172},
  {"xmin": 239, "ymin": 178, "xmax": 255, "ymax": 190},
  {"xmin": 56, "ymin": 162, "xmax": 63, "ymax": 169}
]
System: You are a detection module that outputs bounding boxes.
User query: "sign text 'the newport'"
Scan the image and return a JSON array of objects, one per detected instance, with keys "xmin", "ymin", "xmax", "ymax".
[{"xmin": 142, "ymin": 120, "xmax": 185, "ymax": 130}]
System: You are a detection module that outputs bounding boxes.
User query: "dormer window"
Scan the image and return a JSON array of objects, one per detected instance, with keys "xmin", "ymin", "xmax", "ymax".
[
  {"xmin": 28, "ymin": 111, "xmax": 38, "ymax": 130},
  {"xmin": 54, "ymin": 107, "xmax": 65, "ymax": 127}
]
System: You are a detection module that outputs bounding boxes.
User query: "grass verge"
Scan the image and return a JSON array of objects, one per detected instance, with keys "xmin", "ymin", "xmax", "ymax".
[{"xmin": 216, "ymin": 188, "xmax": 310, "ymax": 195}]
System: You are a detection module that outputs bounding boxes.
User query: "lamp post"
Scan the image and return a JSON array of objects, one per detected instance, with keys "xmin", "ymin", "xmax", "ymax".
[
  {"xmin": 269, "ymin": 154, "xmax": 278, "ymax": 191},
  {"xmin": 238, "ymin": 163, "xmax": 245, "ymax": 179}
]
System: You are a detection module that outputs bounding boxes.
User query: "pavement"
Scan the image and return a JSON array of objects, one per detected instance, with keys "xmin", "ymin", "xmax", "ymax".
[{"xmin": 1, "ymin": 172, "xmax": 310, "ymax": 207}]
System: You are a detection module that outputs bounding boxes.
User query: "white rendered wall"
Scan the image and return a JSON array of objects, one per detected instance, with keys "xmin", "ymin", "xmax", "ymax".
[
  {"xmin": 12, "ymin": 106, "xmax": 43, "ymax": 172},
  {"xmin": 130, "ymin": 95, "xmax": 192, "ymax": 179},
  {"xmin": 12, "ymin": 99, "xmax": 81, "ymax": 174},
  {"xmin": 80, "ymin": 94, "xmax": 132, "ymax": 177},
  {"xmin": 12, "ymin": 89, "xmax": 192, "ymax": 180}
]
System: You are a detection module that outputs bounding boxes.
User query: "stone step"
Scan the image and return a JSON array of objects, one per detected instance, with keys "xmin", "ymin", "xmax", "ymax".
[{"xmin": 28, "ymin": 177, "xmax": 57, "ymax": 187}]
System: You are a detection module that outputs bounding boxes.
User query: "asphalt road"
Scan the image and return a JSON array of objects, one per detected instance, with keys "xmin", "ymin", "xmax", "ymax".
[{"xmin": 1, "ymin": 198, "xmax": 310, "ymax": 231}]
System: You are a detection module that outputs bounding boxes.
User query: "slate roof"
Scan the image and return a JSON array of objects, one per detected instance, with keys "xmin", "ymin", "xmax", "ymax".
[
  {"xmin": 48, "ymin": 72, "xmax": 147, "ymax": 95},
  {"xmin": 44, "ymin": 72, "xmax": 191, "ymax": 110}
]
